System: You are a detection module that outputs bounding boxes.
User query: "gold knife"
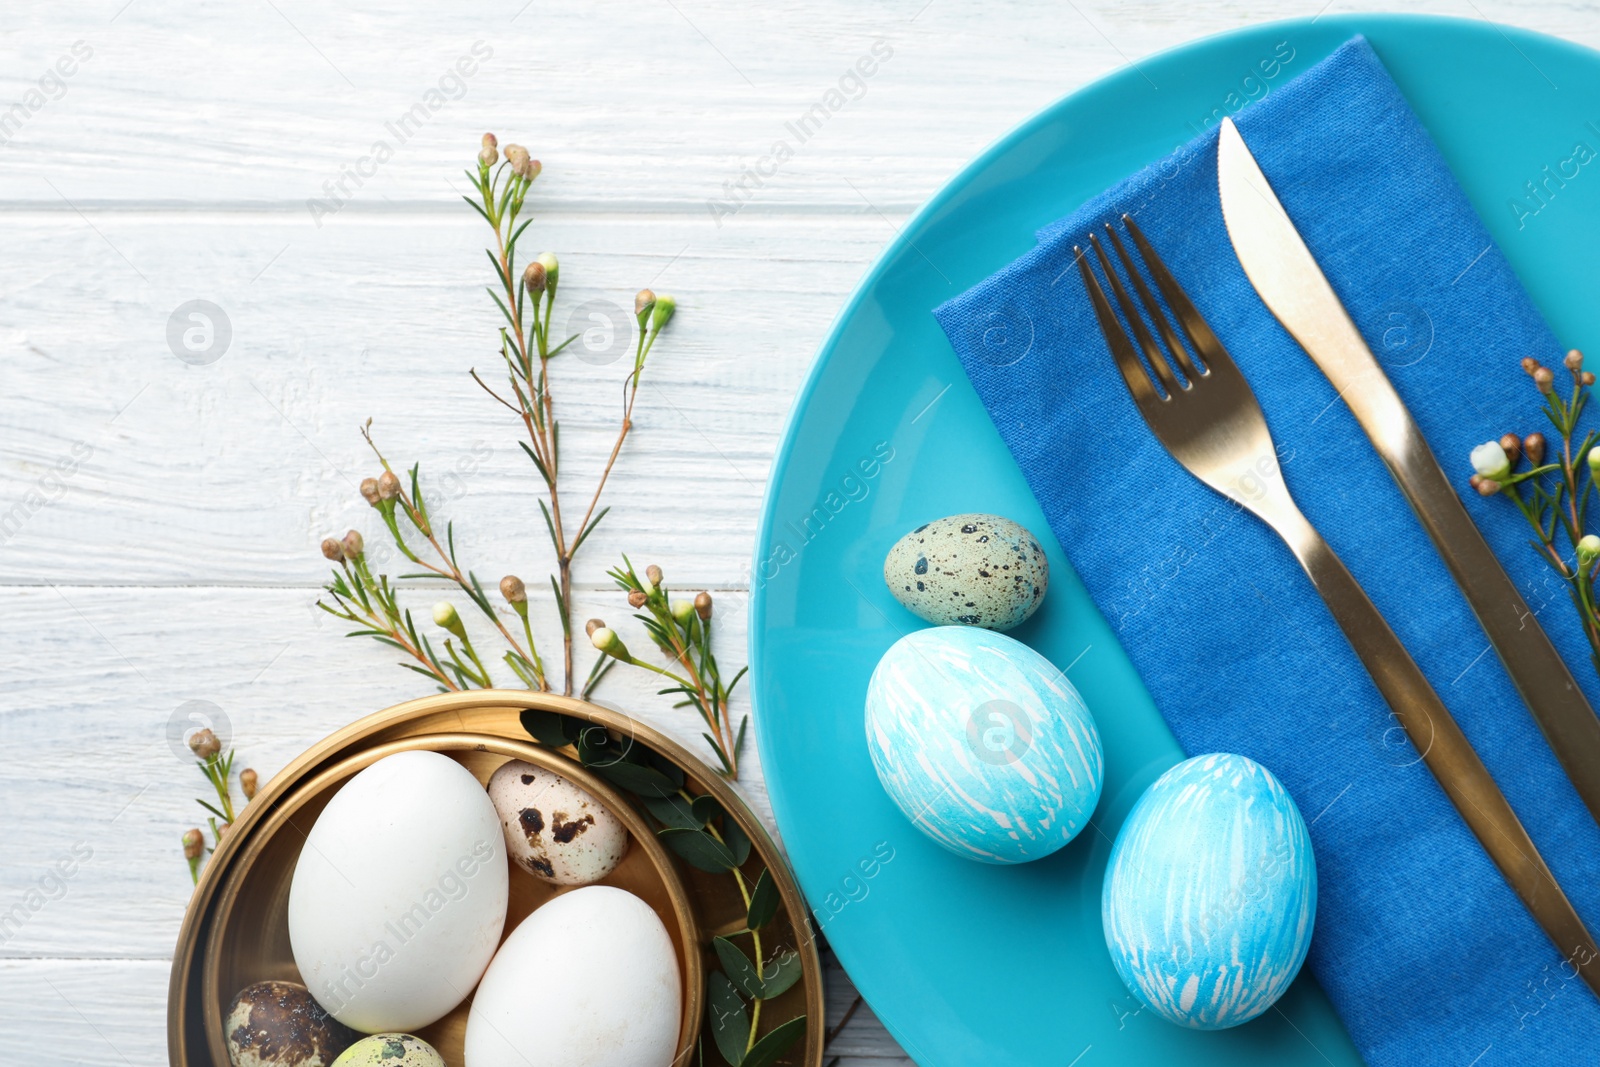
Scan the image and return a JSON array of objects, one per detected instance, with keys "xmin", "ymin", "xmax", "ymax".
[{"xmin": 1216, "ymin": 116, "xmax": 1600, "ymax": 832}]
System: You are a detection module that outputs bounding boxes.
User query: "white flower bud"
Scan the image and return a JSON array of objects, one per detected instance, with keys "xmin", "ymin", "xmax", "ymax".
[
  {"xmin": 536, "ymin": 252, "xmax": 559, "ymax": 291},
  {"xmin": 650, "ymin": 294, "xmax": 676, "ymax": 332},
  {"xmin": 1470, "ymin": 441, "xmax": 1511, "ymax": 482},
  {"xmin": 433, "ymin": 601, "xmax": 465, "ymax": 639},
  {"xmin": 589, "ymin": 626, "xmax": 630, "ymax": 661}
]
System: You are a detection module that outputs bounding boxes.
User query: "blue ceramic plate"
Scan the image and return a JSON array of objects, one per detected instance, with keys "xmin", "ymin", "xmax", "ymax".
[{"xmin": 750, "ymin": 15, "xmax": 1600, "ymax": 1065}]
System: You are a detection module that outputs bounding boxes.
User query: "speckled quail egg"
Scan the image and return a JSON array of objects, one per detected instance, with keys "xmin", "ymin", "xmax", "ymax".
[
  {"xmin": 884, "ymin": 513, "xmax": 1049, "ymax": 630},
  {"xmin": 224, "ymin": 980, "xmax": 355, "ymax": 1067},
  {"xmin": 487, "ymin": 759, "xmax": 629, "ymax": 885},
  {"xmin": 330, "ymin": 1034, "xmax": 445, "ymax": 1067}
]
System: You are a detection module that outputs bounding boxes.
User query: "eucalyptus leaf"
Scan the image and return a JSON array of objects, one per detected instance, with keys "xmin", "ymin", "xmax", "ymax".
[
  {"xmin": 647, "ymin": 751, "xmax": 687, "ymax": 787},
  {"xmin": 713, "ymin": 936, "xmax": 763, "ymax": 1000},
  {"xmin": 705, "ymin": 973, "xmax": 748, "ymax": 1067},
  {"xmin": 723, "ymin": 818, "xmax": 752, "ymax": 866},
  {"xmin": 598, "ymin": 761, "xmax": 680, "ymax": 798},
  {"xmin": 759, "ymin": 949, "xmax": 802, "ymax": 1000},
  {"xmin": 659, "ymin": 827, "xmax": 738, "ymax": 872},
  {"xmin": 690, "ymin": 794, "xmax": 722, "ymax": 826},
  {"xmin": 746, "ymin": 868, "xmax": 780, "ymax": 931},
  {"xmin": 739, "ymin": 1016, "xmax": 806, "ymax": 1067},
  {"xmin": 576, "ymin": 725, "xmax": 609, "ymax": 766},
  {"xmin": 520, "ymin": 709, "xmax": 570, "ymax": 749},
  {"xmin": 642, "ymin": 794, "xmax": 703, "ymax": 831}
]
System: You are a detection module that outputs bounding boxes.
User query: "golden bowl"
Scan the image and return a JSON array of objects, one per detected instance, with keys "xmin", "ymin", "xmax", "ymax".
[
  {"xmin": 202, "ymin": 733, "xmax": 703, "ymax": 1066},
  {"xmin": 169, "ymin": 691, "xmax": 824, "ymax": 1067}
]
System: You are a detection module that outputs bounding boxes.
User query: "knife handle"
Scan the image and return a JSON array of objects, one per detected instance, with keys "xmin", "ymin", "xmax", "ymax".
[
  {"xmin": 1214, "ymin": 113, "xmax": 1600, "ymax": 833},
  {"xmin": 1278, "ymin": 315, "xmax": 1600, "ymax": 832},
  {"xmin": 1275, "ymin": 503, "xmax": 1600, "ymax": 995}
]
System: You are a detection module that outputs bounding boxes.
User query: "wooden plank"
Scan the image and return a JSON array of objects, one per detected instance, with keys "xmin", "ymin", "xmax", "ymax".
[
  {"xmin": 823, "ymin": 949, "xmax": 918, "ymax": 1062},
  {"xmin": 0, "ymin": 0, "xmax": 1200, "ymax": 210},
  {"xmin": 0, "ymin": 583, "xmax": 763, "ymax": 959},
  {"xmin": 0, "ymin": 958, "xmax": 169, "ymax": 1065},
  {"xmin": 0, "ymin": 957, "xmax": 908, "ymax": 1065},
  {"xmin": 0, "ymin": 211, "xmax": 897, "ymax": 586},
  {"xmin": 2, "ymin": 2, "xmax": 1591, "ymax": 211},
  {"xmin": 0, "ymin": 575, "xmax": 904, "ymax": 1061},
  {"xmin": 16, "ymin": 4, "xmax": 1600, "ymax": 1064}
]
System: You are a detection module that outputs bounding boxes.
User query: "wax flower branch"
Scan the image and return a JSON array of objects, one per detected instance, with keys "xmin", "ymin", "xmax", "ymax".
[
  {"xmin": 587, "ymin": 559, "xmax": 749, "ymax": 777},
  {"xmin": 1469, "ymin": 348, "xmax": 1600, "ymax": 673},
  {"xmin": 180, "ymin": 729, "xmax": 257, "ymax": 884},
  {"xmin": 310, "ymin": 133, "xmax": 748, "ymax": 775}
]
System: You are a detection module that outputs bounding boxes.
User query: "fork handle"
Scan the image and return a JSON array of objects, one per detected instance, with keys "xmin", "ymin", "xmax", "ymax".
[{"xmin": 1279, "ymin": 509, "xmax": 1600, "ymax": 993}]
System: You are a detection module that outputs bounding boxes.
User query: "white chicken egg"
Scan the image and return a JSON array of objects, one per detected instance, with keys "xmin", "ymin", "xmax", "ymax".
[
  {"xmin": 463, "ymin": 885, "xmax": 680, "ymax": 1067},
  {"xmin": 486, "ymin": 759, "xmax": 629, "ymax": 885},
  {"xmin": 287, "ymin": 750, "xmax": 509, "ymax": 1034}
]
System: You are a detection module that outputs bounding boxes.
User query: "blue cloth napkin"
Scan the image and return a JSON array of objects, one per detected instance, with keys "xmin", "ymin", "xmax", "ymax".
[{"xmin": 935, "ymin": 36, "xmax": 1600, "ymax": 1066}]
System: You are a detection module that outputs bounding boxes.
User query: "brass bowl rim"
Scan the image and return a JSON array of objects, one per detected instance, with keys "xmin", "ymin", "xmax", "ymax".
[
  {"xmin": 201, "ymin": 731, "xmax": 705, "ymax": 1067},
  {"xmin": 171, "ymin": 691, "xmax": 824, "ymax": 1067}
]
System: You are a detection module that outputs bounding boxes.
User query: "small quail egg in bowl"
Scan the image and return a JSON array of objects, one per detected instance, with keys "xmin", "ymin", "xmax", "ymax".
[
  {"xmin": 487, "ymin": 758, "xmax": 630, "ymax": 884},
  {"xmin": 224, "ymin": 980, "xmax": 355, "ymax": 1067},
  {"xmin": 331, "ymin": 1034, "xmax": 444, "ymax": 1067}
]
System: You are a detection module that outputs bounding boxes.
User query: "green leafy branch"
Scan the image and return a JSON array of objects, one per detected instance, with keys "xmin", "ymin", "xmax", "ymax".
[{"xmin": 520, "ymin": 709, "xmax": 805, "ymax": 1066}]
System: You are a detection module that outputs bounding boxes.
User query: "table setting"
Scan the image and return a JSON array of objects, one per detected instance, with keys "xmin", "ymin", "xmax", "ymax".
[
  {"xmin": 8, "ymin": 5, "xmax": 1600, "ymax": 1067},
  {"xmin": 757, "ymin": 12, "xmax": 1600, "ymax": 1067}
]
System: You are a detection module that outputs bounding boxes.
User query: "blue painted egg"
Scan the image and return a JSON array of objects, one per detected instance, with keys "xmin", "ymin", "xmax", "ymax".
[
  {"xmin": 1102, "ymin": 753, "xmax": 1317, "ymax": 1029},
  {"xmin": 864, "ymin": 626, "xmax": 1103, "ymax": 864}
]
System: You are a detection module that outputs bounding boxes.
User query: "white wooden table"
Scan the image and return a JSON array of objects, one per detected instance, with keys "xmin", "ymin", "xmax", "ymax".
[{"xmin": 4, "ymin": 2, "xmax": 1597, "ymax": 1062}]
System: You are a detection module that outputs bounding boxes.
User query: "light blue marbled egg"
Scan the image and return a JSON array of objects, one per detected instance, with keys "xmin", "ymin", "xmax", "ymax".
[
  {"xmin": 864, "ymin": 626, "xmax": 1103, "ymax": 864},
  {"xmin": 1102, "ymin": 753, "xmax": 1316, "ymax": 1030}
]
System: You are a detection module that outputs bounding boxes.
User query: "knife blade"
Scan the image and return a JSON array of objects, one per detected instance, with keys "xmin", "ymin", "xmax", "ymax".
[{"xmin": 1216, "ymin": 116, "xmax": 1600, "ymax": 835}]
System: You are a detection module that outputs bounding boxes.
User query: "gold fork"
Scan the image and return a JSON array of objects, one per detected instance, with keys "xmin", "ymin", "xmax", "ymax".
[{"xmin": 1078, "ymin": 213, "xmax": 1600, "ymax": 997}]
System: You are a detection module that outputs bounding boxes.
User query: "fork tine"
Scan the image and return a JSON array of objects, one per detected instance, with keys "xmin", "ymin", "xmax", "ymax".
[
  {"xmin": 1088, "ymin": 234, "xmax": 1183, "ymax": 397},
  {"xmin": 1075, "ymin": 244, "xmax": 1159, "ymax": 408},
  {"xmin": 1121, "ymin": 213, "xmax": 1232, "ymax": 376},
  {"xmin": 1103, "ymin": 221, "xmax": 1205, "ymax": 382}
]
